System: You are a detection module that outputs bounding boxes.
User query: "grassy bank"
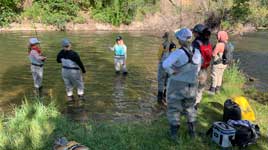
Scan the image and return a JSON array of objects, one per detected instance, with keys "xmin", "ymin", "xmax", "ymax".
[{"xmin": 0, "ymin": 64, "xmax": 267, "ymax": 150}]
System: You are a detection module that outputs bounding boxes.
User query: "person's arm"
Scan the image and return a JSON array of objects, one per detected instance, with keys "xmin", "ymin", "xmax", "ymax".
[
  {"xmin": 163, "ymin": 51, "xmax": 180, "ymax": 75},
  {"xmin": 212, "ymin": 43, "xmax": 224, "ymax": 60},
  {"xmin": 56, "ymin": 50, "xmax": 63, "ymax": 63},
  {"xmin": 31, "ymin": 50, "xmax": 46, "ymax": 61},
  {"xmin": 109, "ymin": 44, "xmax": 116, "ymax": 51},
  {"xmin": 73, "ymin": 52, "xmax": 86, "ymax": 73}
]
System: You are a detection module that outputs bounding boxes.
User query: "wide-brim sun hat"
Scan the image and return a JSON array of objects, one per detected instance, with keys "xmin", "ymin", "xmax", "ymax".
[
  {"xmin": 29, "ymin": 38, "xmax": 40, "ymax": 45},
  {"xmin": 175, "ymin": 28, "xmax": 193, "ymax": 42}
]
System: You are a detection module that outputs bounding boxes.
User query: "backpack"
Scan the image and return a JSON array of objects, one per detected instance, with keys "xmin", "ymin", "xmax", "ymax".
[
  {"xmin": 223, "ymin": 99, "xmax": 242, "ymax": 122},
  {"xmin": 181, "ymin": 47, "xmax": 194, "ymax": 64},
  {"xmin": 227, "ymin": 120, "xmax": 260, "ymax": 148},
  {"xmin": 222, "ymin": 42, "xmax": 234, "ymax": 65},
  {"xmin": 197, "ymin": 40, "xmax": 212, "ymax": 69},
  {"xmin": 233, "ymin": 96, "xmax": 256, "ymax": 121}
]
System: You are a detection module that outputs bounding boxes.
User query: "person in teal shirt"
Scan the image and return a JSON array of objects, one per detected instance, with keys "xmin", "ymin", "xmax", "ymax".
[{"xmin": 109, "ymin": 36, "xmax": 128, "ymax": 75}]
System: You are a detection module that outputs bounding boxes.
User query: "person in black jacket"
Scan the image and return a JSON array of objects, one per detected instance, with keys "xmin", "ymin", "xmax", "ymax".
[{"xmin": 57, "ymin": 38, "xmax": 86, "ymax": 101}]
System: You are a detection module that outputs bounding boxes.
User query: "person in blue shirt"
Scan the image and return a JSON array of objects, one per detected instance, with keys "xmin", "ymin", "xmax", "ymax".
[{"xmin": 109, "ymin": 36, "xmax": 128, "ymax": 75}]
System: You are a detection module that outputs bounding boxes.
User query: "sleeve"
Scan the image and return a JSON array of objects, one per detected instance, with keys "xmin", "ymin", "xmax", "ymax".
[
  {"xmin": 56, "ymin": 51, "xmax": 62, "ymax": 63},
  {"xmin": 162, "ymin": 51, "xmax": 180, "ymax": 75},
  {"xmin": 73, "ymin": 52, "xmax": 86, "ymax": 73}
]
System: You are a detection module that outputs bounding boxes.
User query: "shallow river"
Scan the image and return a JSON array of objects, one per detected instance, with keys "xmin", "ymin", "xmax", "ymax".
[{"xmin": 0, "ymin": 31, "xmax": 267, "ymax": 121}]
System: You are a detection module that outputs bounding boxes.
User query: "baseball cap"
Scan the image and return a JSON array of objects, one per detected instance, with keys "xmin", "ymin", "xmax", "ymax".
[
  {"xmin": 62, "ymin": 38, "xmax": 71, "ymax": 47},
  {"xmin": 29, "ymin": 38, "xmax": 40, "ymax": 45},
  {"xmin": 175, "ymin": 28, "xmax": 193, "ymax": 42}
]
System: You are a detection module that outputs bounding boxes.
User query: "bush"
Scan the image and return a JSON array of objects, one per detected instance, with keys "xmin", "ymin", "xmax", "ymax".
[
  {"xmin": 247, "ymin": 1, "xmax": 268, "ymax": 27},
  {"xmin": 0, "ymin": 0, "xmax": 21, "ymax": 26},
  {"xmin": 22, "ymin": 0, "xmax": 81, "ymax": 30},
  {"xmin": 91, "ymin": 0, "xmax": 159, "ymax": 26}
]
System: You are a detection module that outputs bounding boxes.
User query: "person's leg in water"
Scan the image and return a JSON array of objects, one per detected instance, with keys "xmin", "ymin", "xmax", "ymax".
[
  {"xmin": 114, "ymin": 57, "xmax": 121, "ymax": 74},
  {"xmin": 73, "ymin": 70, "xmax": 85, "ymax": 101},
  {"xmin": 62, "ymin": 69, "xmax": 74, "ymax": 101},
  {"xmin": 31, "ymin": 65, "xmax": 43, "ymax": 97},
  {"xmin": 122, "ymin": 57, "xmax": 128, "ymax": 75}
]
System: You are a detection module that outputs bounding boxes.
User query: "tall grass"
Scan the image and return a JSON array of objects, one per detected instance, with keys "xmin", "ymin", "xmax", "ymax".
[{"xmin": 0, "ymin": 65, "xmax": 267, "ymax": 150}]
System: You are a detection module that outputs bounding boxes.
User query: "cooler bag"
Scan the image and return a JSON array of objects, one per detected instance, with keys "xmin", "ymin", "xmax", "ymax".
[{"xmin": 212, "ymin": 122, "xmax": 236, "ymax": 148}]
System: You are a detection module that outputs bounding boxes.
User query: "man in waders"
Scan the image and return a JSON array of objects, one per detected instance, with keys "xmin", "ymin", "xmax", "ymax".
[
  {"xmin": 57, "ymin": 39, "xmax": 86, "ymax": 101},
  {"xmin": 109, "ymin": 36, "xmax": 127, "ymax": 75},
  {"xmin": 28, "ymin": 38, "xmax": 46, "ymax": 97},
  {"xmin": 192, "ymin": 24, "xmax": 212, "ymax": 109},
  {"xmin": 163, "ymin": 28, "xmax": 201, "ymax": 141},
  {"xmin": 157, "ymin": 32, "xmax": 176, "ymax": 105}
]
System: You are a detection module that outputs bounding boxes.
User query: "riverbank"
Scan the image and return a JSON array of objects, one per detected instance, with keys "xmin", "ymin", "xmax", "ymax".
[
  {"xmin": 0, "ymin": 64, "xmax": 267, "ymax": 150},
  {"xmin": 1, "ymin": 0, "xmax": 266, "ymax": 34}
]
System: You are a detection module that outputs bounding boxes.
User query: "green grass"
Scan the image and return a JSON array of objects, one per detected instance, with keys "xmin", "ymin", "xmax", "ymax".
[{"xmin": 0, "ymin": 64, "xmax": 267, "ymax": 150}]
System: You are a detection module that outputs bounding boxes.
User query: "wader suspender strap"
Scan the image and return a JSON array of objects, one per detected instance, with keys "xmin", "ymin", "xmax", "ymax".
[{"xmin": 181, "ymin": 47, "xmax": 194, "ymax": 64}]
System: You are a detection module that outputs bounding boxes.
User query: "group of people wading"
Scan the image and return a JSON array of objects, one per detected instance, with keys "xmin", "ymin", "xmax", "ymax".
[
  {"xmin": 28, "ymin": 36, "xmax": 127, "ymax": 101},
  {"xmin": 28, "ymin": 24, "xmax": 233, "ymax": 142},
  {"xmin": 157, "ymin": 24, "xmax": 233, "ymax": 141}
]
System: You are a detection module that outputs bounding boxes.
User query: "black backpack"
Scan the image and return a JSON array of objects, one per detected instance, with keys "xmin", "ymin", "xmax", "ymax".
[
  {"xmin": 223, "ymin": 99, "xmax": 242, "ymax": 122},
  {"xmin": 222, "ymin": 42, "xmax": 234, "ymax": 65},
  {"xmin": 227, "ymin": 120, "xmax": 261, "ymax": 149}
]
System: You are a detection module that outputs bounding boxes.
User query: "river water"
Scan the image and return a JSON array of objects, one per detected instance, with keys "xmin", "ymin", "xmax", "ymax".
[{"xmin": 0, "ymin": 31, "xmax": 267, "ymax": 121}]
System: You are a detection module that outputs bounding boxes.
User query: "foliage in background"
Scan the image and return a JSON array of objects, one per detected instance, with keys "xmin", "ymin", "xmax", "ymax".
[
  {"xmin": 0, "ymin": 0, "xmax": 268, "ymax": 29},
  {"xmin": 0, "ymin": 0, "xmax": 21, "ymax": 26},
  {"xmin": 90, "ymin": 0, "xmax": 159, "ymax": 26}
]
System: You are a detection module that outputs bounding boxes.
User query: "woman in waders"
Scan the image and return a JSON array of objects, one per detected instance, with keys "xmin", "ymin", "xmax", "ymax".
[
  {"xmin": 163, "ymin": 28, "xmax": 201, "ymax": 141},
  {"xmin": 57, "ymin": 39, "xmax": 86, "ymax": 101},
  {"xmin": 28, "ymin": 38, "xmax": 46, "ymax": 97},
  {"xmin": 109, "ymin": 36, "xmax": 128, "ymax": 75}
]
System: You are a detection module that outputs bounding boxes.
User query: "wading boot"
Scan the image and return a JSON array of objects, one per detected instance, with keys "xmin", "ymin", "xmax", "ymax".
[
  {"xmin": 123, "ymin": 71, "xmax": 128, "ymax": 76},
  {"xmin": 215, "ymin": 86, "xmax": 221, "ymax": 94},
  {"xmin": 169, "ymin": 125, "xmax": 180, "ymax": 142},
  {"xmin": 207, "ymin": 87, "xmax": 216, "ymax": 95},
  {"xmin": 187, "ymin": 122, "xmax": 196, "ymax": 138},
  {"xmin": 67, "ymin": 95, "xmax": 74, "ymax": 102},
  {"xmin": 157, "ymin": 91, "xmax": 164, "ymax": 105},
  {"xmin": 78, "ymin": 95, "xmax": 85, "ymax": 101},
  {"xmin": 115, "ymin": 71, "xmax": 120, "ymax": 75}
]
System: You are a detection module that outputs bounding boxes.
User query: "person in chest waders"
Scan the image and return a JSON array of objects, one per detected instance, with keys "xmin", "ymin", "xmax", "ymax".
[
  {"xmin": 163, "ymin": 28, "xmax": 201, "ymax": 141},
  {"xmin": 57, "ymin": 39, "xmax": 86, "ymax": 101},
  {"xmin": 192, "ymin": 24, "xmax": 213, "ymax": 109},
  {"xmin": 28, "ymin": 38, "xmax": 47, "ymax": 97},
  {"xmin": 109, "ymin": 36, "xmax": 128, "ymax": 75},
  {"xmin": 157, "ymin": 32, "xmax": 176, "ymax": 105}
]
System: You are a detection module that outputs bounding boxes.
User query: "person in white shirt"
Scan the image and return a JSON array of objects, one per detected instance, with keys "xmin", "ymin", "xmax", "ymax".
[{"xmin": 163, "ymin": 28, "xmax": 201, "ymax": 141}]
